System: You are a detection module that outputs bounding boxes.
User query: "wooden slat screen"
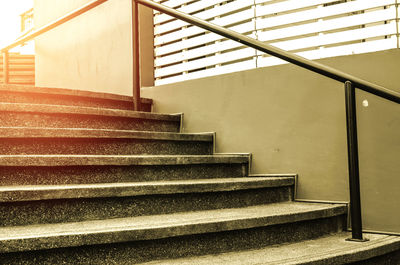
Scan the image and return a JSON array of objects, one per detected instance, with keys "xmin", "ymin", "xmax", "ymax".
[
  {"xmin": 153, "ymin": 0, "xmax": 257, "ymax": 85},
  {"xmin": 0, "ymin": 53, "xmax": 35, "ymax": 85},
  {"xmin": 154, "ymin": 0, "xmax": 398, "ymax": 85}
]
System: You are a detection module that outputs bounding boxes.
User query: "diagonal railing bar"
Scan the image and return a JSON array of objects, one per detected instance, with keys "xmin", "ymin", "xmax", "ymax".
[{"xmin": 135, "ymin": 0, "xmax": 400, "ymax": 241}]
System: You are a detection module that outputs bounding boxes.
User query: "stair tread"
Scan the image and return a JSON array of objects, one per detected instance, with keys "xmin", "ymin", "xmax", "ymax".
[
  {"xmin": 0, "ymin": 202, "xmax": 346, "ymax": 253},
  {"xmin": 0, "ymin": 127, "xmax": 213, "ymax": 141},
  {"xmin": 0, "ymin": 84, "xmax": 152, "ymax": 104},
  {"xmin": 0, "ymin": 102, "xmax": 179, "ymax": 121},
  {"xmin": 0, "ymin": 154, "xmax": 249, "ymax": 166},
  {"xmin": 138, "ymin": 232, "xmax": 400, "ymax": 265},
  {"xmin": 0, "ymin": 176, "xmax": 294, "ymax": 202}
]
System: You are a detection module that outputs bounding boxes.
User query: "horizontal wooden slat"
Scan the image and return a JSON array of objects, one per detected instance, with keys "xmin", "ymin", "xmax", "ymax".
[
  {"xmin": 257, "ymin": 37, "xmax": 397, "ymax": 67},
  {"xmin": 255, "ymin": 0, "xmax": 395, "ymax": 30},
  {"xmin": 153, "ymin": 0, "xmax": 193, "ymax": 14},
  {"xmin": 255, "ymin": 0, "xmax": 340, "ymax": 16},
  {"xmin": 257, "ymin": 7, "xmax": 396, "ymax": 42},
  {"xmin": 271, "ymin": 22, "xmax": 396, "ymax": 51},
  {"xmin": 155, "ymin": 21, "xmax": 254, "ymax": 56},
  {"xmin": 0, "ymin": 54, "xmax": 34, "ymax": 59},
  {"xmin": 155, "ymin": 8, "xmax": 254, "ymax": 45},
  {"xmin": 154, "ymin": 0, "xmax": 254, "ymax": 36},
  {"xmin": 154, "ymin": 0, "xmax": 230, "ymax": 25},
  {"xmin": 4, "ymin": 78, "xmax": 35, "ymax": 84},
  {"xmin": 1, "ymin": 59, "xmax": 35, "ymax": 65},
  {"xmin": 302, "ymin": 37, "xmax": 398, "ymax": 60},
  {"xmin": 255, "ymin": 0, "xmax": 313, "ymax": 4},
  {"xmin": 0, "ymin": 66, "xmax": 35, "ymax": 71},
  {"xmin": 256, "ymin": 0, "xmax": 368, "ymax": 17},
  {"xmin": 0, "ymin": 71, "xmax": 35, "ymax": 76},
  {"xmin": 155, "ymin": 59, "xmax": 257, "ymax": 85},
  {"xmin": 155, "ymin": 38, "xmax": 251, "ymax": 67},
  {"xmin": 155, "ymin": 47, "xmax": 256, "ymax": 78}
]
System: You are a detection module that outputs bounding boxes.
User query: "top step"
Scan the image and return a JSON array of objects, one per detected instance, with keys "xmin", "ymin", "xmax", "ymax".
[{"xmin": 0, "ymin": 84, "xmax": 152, "ymax": 112}]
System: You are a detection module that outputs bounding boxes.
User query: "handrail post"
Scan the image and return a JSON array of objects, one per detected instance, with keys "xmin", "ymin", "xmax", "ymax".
[
  {"xmin": 344, "ymin": 81, "xmax": 368, "ymax": 242},
  {"xmin": 132, "ymin": 0, "xmax": 141, "ymax": 111},
  {"xmin": 2, "ymin": 51, "xmax": 9, "ymax": 84}
]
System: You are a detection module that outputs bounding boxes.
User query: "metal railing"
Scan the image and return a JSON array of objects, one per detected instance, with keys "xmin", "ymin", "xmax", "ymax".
[
  {"xmin": 135, "ymin": 0, "xmax": 400, "ymax": 241},
  {"xmin": 1, "ymin": 0, "xmax": 399, "ymax": 241}
]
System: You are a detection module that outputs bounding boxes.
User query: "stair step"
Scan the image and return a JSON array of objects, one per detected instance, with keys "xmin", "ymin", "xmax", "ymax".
[
  {"xmin": 0, "ymin": 177, "xmax": 294, "ymax": 202},
  {"xmin": 0, "ymin": 102, "xmax": 181, "ymax": 132},
  {"xmin": 139, "ymin": 233, "xmax": 400, "ymax": 265},
  {"xmin": 0, "ymin": 177, "xmax": 294, "ymax": 226},
  {"xmin": 0, "ymin": 155, "xmax": 250, "ymax": 185},
  {"xmin": 0, "ymin": 84, "xmax": 152, "ymax": 111},
  {"xmin": 0, "ymin": 127, "xmax": 213, "ymax": 155},
  {"xmin": 0, "ymin": 202, "xmax": 347, "ymax": 255}
]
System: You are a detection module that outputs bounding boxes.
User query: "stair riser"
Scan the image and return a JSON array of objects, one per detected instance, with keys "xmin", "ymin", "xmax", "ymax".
[
  {"xmin": 0, "ymin": 91, "xmax": 152, "ymax": 111},
  {"xmin": 0, "ymin": 164, "xmax": 248, "ymax": 185},
  {"xmin": 0, "ymin": 138, "xmax": 213, "ymax": 155},
  {"xmin": 0, "ymin": 187, "xmax": 293, "ymax": 226},
  {"xmin": 0, "ymin": 112, "xmax": 180, "ymax": 132},
  {"xmin": 0, "ymin": 215, "xmax": 346, "ymax": 264}
]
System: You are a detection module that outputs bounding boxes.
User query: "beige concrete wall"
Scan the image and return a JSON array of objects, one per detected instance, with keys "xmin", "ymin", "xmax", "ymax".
[
  {"xmin": 34, "ymin": 0, "xmax": 153, "ymax": 96},
  {"xmin": 142, "ymin": 49, "xmax": 400, "ymax": 233}
]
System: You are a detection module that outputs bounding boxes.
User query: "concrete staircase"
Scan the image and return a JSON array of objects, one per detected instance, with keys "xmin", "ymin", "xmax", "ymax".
[{"xmin": 0, "ymin": 85, "xmax": 399, "ymax": 264}]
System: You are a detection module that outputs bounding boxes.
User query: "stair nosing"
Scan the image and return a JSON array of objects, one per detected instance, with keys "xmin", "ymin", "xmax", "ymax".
[
  {"xmin": 0, "ymin": 127, "xmax": 213, "ymax": 142},
  {"xmin": 0, "ymin": 102, "xmax": 180, "ymax": 121},
  {"xmin": 0, "ymin": 154, "xmax": 250, "ymax": 166},
  {"xmin": 0, "ymin": 177, "xmax": 294, "ymax": 202},
  {"xmin": 0, "ymin": 202, "xmax": 347, "ymax": 253}
]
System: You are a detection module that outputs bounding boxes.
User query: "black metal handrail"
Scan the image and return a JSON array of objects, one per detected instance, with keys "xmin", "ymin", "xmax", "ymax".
[
  {"xmin": 1, "ymin": 0, "xmax": 398, "ymax": 241},
  {"xmin": 135, "ymin": 0, "xmax": 400, "ymax": 241}
]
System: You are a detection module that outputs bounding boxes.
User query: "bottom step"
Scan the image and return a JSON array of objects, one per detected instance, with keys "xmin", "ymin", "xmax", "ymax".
[
  {"xmin": 140, "ymin": 232, "xmax": 400, "ymax": 265},
  {"xmin": 0, "ymin": 202, "xmax": 346, "ymax": 264}
]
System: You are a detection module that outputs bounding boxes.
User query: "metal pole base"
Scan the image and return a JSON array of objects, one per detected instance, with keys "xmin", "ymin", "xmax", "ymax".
[{"xmin": 346, "ymin": 237, "xmax": 369, "ymax": 242}]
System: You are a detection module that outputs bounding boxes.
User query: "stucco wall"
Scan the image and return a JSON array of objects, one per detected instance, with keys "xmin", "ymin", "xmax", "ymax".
[
  {"xmin": 34, "ymin": 0, "xmax": 153, "ymax": 95},
  {"xmin": 142, "ymin": 49, "xmax": 400, "ymax": 233}
]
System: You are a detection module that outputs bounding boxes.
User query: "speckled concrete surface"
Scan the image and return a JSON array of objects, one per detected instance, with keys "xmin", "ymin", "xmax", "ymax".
[
  {"xmin": 0, "ymin": 202, "xmax": 347, "ymax": 253},
  {"xmin": 0, "ymin": 111, "xmax": 180, "ymax": 132},
  {"xmin": 0, "ymin": 162, "xmax": 248, "ymax": 186},
  {"xmin": 0, "ymin": 138, "xmax": 213, "ymax": 155},
  {"xmin": 0, "ymin": 103, "xmax": 177, "ymax": 120},
  {"xmin": 0, "ymin": 184, "xmax": 293, "ymax": 226},
  {"xmin": 0, "ymin": 127, "xmax": 213, "ymax": 156},
  {"xmin": 0, "ymin": 127, "xmax": 212, "ymax": 141},
  {"xmin": 0, "ymin": 103, "xmax": 180, "ymax": 131},
  {"xmin": 0, "ymin": 213, "xmax": 346, "ymax": 264},
  {"xmin": 0, "ymin": 154, "xmax": 249, "ymax": 167},
  {"xmin": 136, "ymin": 232, "xmax": 400, "ymax": 265},
  {"xmin": 0, "ymin": 84, "xmax": 152, "ymax": 111},
  {"xmin": 0, "ymin": 177, "xmax": 294, "ymax": 202}
]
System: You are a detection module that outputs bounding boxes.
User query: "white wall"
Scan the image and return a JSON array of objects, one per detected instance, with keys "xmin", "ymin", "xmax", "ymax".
[{"xmin": 34, "ymin": 0, "xmax": 154, "ymax": 95}]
